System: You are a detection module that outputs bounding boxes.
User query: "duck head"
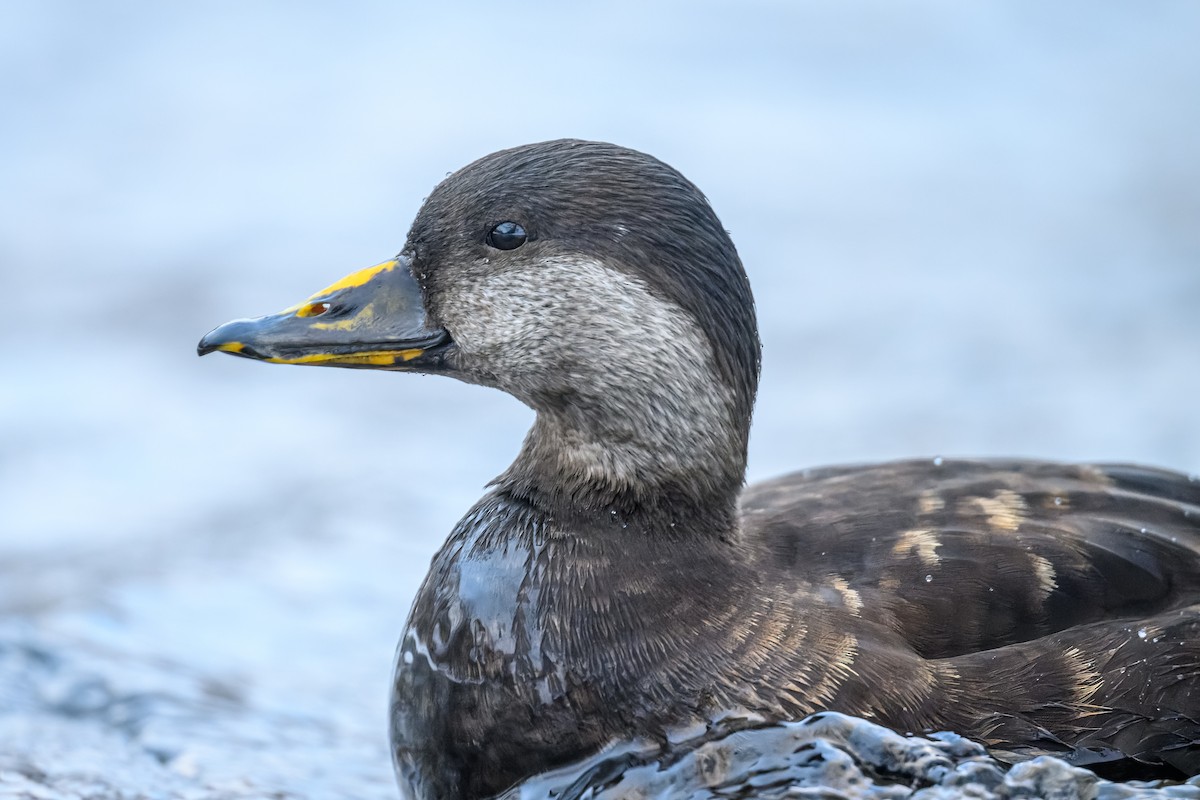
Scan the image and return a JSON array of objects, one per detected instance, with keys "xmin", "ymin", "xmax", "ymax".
[{"xmin": 200, "ymin": 140, "xmax": 761, "ymax": 512}]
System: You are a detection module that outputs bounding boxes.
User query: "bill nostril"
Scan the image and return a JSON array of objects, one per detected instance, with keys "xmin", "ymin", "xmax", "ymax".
[{"xmin": 296, "ymin": 302, "xmax": 331, "ymax": 318}]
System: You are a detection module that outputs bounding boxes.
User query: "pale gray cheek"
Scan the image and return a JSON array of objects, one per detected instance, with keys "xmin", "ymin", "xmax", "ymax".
[
  {"xmin": 446, "ymin": 276, "xmax": 609, "ymax": 376},
  {"xmin": 451, "ymin": 302, "xmax": 555, "ymax": 369},
  {"xmin": 439, "ymin": 303, "xmax": 568, "ymax": 405},
  {"xmin": 447, "ymin": 262, "xmax": 690, "ymax": 391},
  {"xmin": 434, "ymin": 256, "xmax": 739, "ymax": 483}
]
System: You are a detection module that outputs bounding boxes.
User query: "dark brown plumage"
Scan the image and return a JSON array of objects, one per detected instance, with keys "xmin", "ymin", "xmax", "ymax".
[
  {"xmin": 742, "ymin": 459, "xmax": 1200, "ymax": 774},
  {"xmin": 198, "ymin": 140, "xmax": 1200, "ymax": 800},
  {"xmin": 391, "ymin": 458, "xmax": 1200, "ymax": 798}
]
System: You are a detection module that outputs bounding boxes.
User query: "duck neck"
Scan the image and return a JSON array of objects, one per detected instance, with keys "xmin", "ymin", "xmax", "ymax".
[{"xmin": 496, "ymin": 390, "xmax": 748, "ymax": 535}]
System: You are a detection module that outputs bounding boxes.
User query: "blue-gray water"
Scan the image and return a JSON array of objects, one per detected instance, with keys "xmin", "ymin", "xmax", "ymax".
[{"xmin": 2, "ymin": 2, "xmax": 1199, "ymax": 797}]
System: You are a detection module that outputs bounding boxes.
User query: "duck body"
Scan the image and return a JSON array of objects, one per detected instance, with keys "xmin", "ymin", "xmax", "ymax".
[
  {"xmin": 392, "ymin": 460, "xmax": 1200, "ymax": 799},
  {"xmin": 197, "ymin": 140, "xmax": 1200, "ymax": 800}
]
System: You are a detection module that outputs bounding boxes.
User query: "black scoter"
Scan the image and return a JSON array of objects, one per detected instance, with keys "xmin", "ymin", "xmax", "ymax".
[{"xmin": 198, "ymin": 139, "xmax": 1200, "ymax": 799}]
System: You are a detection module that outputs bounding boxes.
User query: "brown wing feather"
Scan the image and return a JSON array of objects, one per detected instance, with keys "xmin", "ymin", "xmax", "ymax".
[
  {"xmin": 947, "ymin": 605, "xmax": 1200, "ymax": 775},
  {"xmin": 739, "ymin": 458, "xmax": 1200, "ymax": 775},
  {"xmin": 742, "ymin": 458, "xmax": 1200, "ymax": 657}
]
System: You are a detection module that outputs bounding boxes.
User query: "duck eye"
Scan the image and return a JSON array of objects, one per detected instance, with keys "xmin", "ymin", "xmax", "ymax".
[{"xmin": 486, "ymin": 221, "xmax": 527, "ymax": 251}]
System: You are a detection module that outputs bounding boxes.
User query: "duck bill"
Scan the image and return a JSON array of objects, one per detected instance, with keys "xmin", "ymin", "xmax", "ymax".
[{"xmin": 197, "ymin": 256, "xmax": 450, "ymax": 370}]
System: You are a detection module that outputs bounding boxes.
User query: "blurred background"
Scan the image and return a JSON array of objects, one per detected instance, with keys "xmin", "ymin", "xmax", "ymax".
[{"xmin": 1, "ymin": 1, "xmax": 1198, "ymax": 797}]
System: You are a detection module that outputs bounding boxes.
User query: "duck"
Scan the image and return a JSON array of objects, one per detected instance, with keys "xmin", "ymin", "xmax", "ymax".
[{"xmin": 198, "ymin": 139, "xmax": 1200, "ymax": 800}]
